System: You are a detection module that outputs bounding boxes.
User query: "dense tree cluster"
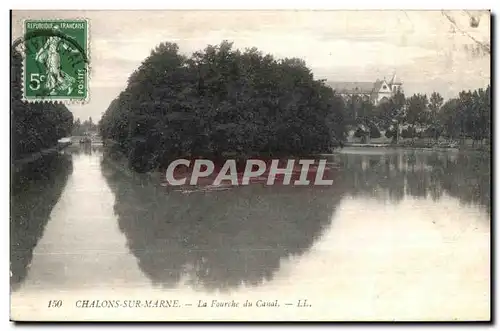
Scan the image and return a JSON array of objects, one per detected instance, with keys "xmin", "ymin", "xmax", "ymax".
[
  {"xmin": 440, "ymin": 87, "xmax": 491, "ymax": 143},
  {"xmin": 346, "ymin": 86, "xmax": 490, "ymax": 144},
  {"xmin": 99, "ymin": 41, "xmax": 346, "ymax": 172},
  {"xmin": 11, "ymin": 50, "xmax": 74, "ymax": 160}
]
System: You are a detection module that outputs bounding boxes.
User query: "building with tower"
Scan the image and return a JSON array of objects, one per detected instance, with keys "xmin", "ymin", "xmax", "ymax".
[{"xmin": 326, "ymin": 73, "xmax": 403, "ymax": 105}]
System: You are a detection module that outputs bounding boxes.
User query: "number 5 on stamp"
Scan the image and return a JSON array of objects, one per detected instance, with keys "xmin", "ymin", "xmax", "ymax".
[{"xmin": 23, "ymin": 20, "xmax": 89, "ymax": 102}]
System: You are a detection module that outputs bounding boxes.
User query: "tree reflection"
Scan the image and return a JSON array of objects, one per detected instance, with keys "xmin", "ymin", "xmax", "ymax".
[
  {"xmin": 100, "ymin": 155, "xmax": 342, "ymax": 292},
  {"xmin": 10, "ymin": 154, "xmax": 73, "ymax": 291},
  {"xmin": 338, "ymin": 150, "xmax": 490, "ymax": 213},
  {"xmin": 99, "ymin": 149, "xmax": 489, "ymax": 292}
]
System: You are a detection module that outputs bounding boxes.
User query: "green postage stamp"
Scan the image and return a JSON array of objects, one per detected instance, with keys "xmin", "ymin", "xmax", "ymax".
[{"xmin": 22, "ymin": 20, "xmax": 89, "ymax": 102}]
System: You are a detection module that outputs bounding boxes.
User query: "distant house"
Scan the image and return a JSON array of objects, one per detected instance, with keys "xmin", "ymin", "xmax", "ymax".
[{"xmin": 326, "ymin": 73, "xmax": 403, "ymax": 106}]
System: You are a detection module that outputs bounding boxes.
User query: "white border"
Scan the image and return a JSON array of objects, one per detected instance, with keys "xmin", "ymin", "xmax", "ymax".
[
  {"xmin": 5, "ymin": 1, "xmax": 498, "ymax": 10},
  {"xmin": 3, "ymin": 1, "xmax": 497, "ymax": 330}
]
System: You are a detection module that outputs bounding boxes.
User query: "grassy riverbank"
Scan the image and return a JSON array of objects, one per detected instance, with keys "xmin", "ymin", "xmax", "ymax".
[{"xmin": 11, "ymin": 140, "xmax": 73, "ymax": 174}]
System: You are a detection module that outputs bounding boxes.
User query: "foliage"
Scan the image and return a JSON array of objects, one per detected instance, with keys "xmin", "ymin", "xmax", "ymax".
[
  {"xmin": 11, "ymin": 50, "xmax": 74, "ymax": 160},
  {"xmin": 369, "ymin": 124, "xmax": 381, "ymax": 138},
  {"xmin": 373, "ymin": 90, "xmax": 406, "ymax": 130},
  {"xmin": 429, "ymin": 92, "xmax": 444, "ymax": 114},
  {"xmin": 72, "ymin": 117, "xmax": 97, "ymax": 136},
  {"xmin": 424, "ymin": 126, "xmax": 443, "ymax": 140},
  {"xmin": 354, "ymin": 127, "xmax": 367, "ymax": 138},
  {"xmin": 439, "ymin": 86, "xmax": 490, "ymax": 143},
  {"xmin": 401, "ymin": 126, "xmax": 417, "ymax": 139},
  {"xmin": 355, "ymin": 87, "xmax": 490, "ymax": 145},
  {"xmin": 406, "ymin": 93, "xmax": 429, "ymax": 128},
  {"xmin": 345, "ymin": 95, "xmax": 374, "ymax": 125},
  {"xmin": 385, "ymin": 128, "xmax": 395, "ymax": 139},
  {"xmin": 99, "ymin": 41, "xmax": 346, "ymax": 172}
]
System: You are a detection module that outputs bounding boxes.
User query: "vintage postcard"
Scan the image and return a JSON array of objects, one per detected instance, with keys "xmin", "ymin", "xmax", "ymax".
[{"xmin": 10, "ymin": 10, "xmax": 491, "ymax": 322}]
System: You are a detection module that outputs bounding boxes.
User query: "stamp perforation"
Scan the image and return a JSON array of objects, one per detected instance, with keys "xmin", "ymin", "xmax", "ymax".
[{"xmin": 17, "ymin": 18, "xmax": 91, "ymax": 104}]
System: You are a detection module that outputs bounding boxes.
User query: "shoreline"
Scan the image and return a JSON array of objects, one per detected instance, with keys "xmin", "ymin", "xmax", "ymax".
[
  {"xmin": 100, "ymin": 139, "xmax": 490, "ymax": 180},
  {"xmin": 11, "ymin": 141, "xmax": 73, "ymax": 173},
  {"xmin": 343, "ymin": 142, "xmax": 490, "ymax": 152}
]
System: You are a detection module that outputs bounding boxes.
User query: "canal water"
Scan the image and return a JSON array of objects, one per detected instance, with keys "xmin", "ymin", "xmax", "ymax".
[{"xmin": 10, "ymin": 145, "xmax": 490, "ymax": 321}]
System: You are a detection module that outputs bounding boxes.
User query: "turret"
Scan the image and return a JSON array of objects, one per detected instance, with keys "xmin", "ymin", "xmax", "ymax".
[{"xmin": 389, "ymin": 72, "xmax": 402, "ymax": 93}]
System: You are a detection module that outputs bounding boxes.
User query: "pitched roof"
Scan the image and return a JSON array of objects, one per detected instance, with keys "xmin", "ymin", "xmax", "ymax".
[
  {"xmin": 372, "ymin": 79, "xmax": 384, "ymax": 92},
  {"xmin": 326, "ymin": 81, "xmax": 375, "ymax": 94},
  {"xmin": 389, "ymin": 73, "xmax": 402, "ymax": 85}
]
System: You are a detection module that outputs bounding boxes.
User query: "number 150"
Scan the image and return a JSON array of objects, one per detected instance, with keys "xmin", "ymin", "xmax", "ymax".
[{"xmin": 48, "ymin": 300, "xmax": 62, "ymax": 308}]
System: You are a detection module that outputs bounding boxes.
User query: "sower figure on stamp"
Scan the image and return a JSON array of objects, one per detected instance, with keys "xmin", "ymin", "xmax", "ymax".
[{"xmin": 35, "ymin": 26, "xmax": 76, "ymax": 95}]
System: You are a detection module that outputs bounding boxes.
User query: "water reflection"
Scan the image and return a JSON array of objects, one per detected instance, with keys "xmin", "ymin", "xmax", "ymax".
[
  {"xmin": 10, "ymin": 153, "xmax": 73, "ymax": 291},
  {"xmin": 65, "ymin": 143, "xmax": 100, "ymax": 156},
  {"xmin": 10, "ymin": 146, "xmax": 490, "ymax": 296},
  {"xmin": 337, "ymin": 149, "xmax": 490, "ymax": 214},
  {"xmin": 100, "ymin": 153, "xmax": 343, "ymax": 291}
]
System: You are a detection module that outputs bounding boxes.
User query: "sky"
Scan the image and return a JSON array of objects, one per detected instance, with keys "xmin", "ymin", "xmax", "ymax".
[{"xmin": 12, "ymin": 10, "xmax": 491, "ymax": 121}]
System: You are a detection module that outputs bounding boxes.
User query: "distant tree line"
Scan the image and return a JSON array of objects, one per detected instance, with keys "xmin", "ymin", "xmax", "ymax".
[
  {"xmin": 345, "ymin": 85, "xmax": 491, "ymax": 145},
  {"xmin": 99, "ymin": 41, "xmax": 346, "ymax": 172},
  {"xmin": 11, "ymin": 50, "xmax": 74, "ymax": 160},
  {"xmin": 72, "ymin": 117, "xmax": 97, "ymax": 136}
]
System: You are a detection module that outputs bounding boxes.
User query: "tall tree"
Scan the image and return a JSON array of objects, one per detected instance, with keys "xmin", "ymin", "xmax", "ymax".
[
  {"xmin": 440, "ymin": 98, "xmax": 461, "ymax": 140},
  {"xmin": 424, "ymin": 92, "xmax": 444, "ymax": 141},
  {"xmin": 374, "ymin": 89, "xmax": 406, "ymax": 143},
  {"xmin": 406, "ymin": 93, "xmax": 429, "ymax": 132},
  {"xmin": 429, "ymin": 92, "xmax": 444, "ymax": 114}
]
